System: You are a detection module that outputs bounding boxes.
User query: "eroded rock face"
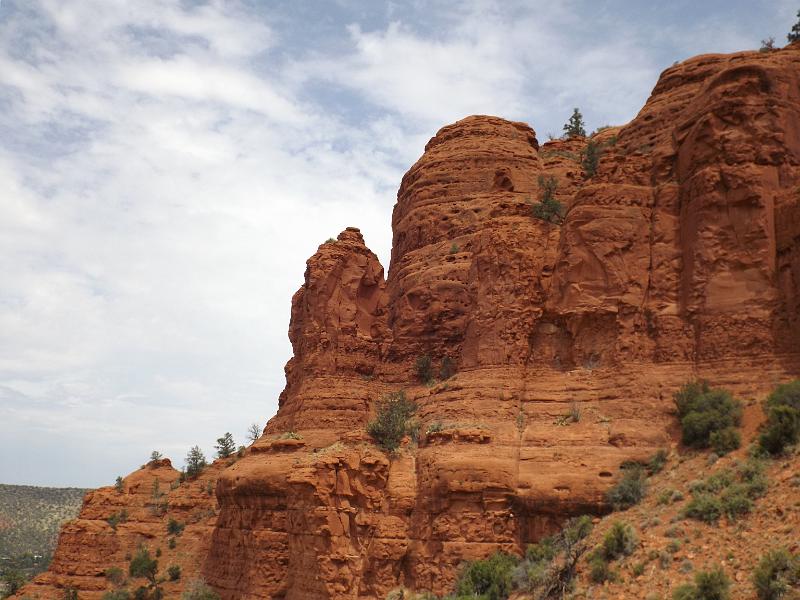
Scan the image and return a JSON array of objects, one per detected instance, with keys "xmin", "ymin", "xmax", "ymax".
[{"xmin": 19, "ymin": 43, "xmax": 800, "ymax": 600}]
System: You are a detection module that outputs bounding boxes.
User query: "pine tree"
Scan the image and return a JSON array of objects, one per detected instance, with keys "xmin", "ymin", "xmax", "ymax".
[
  {"xmin": 185, "ymin": 446, "xmax": 207, "ymax": 478},
  {"xmin": 789, "ymin": 10, "xmax": 800, "ymax": 43},
  {"xmin": 582, "ymin": 140, "xmax": 602, "ymax": 177},
  {"xmin": 149, "ymin": 450, "xmax": 163, "ymax": 463},
  {"xmin": 215, "ymin": 433, "xmax": 236, "ymax": 459},
  {"xmin": 563, "ymin": 108, "xmax": 586, "ymax": 138}
]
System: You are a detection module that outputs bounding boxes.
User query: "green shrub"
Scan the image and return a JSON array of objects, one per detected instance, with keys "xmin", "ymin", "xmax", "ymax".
[
  {"xmin": 455, "ymin": 552, "xmax": 518, "ymax": 600},
  {"xmin": 758, "ymin": 382, "xmax": 800, "ymax": 455},
  {"xmin": 167, "ymin": 565, "xmax": 181, "ymax": 581},
  {"xmin": 736, "ymin": 460, "xmax": 768, "ymax": 497},
  {"xmin": 512, "ymin": 515, "xmax": 593, "ymax": 594},
  {"xmin": 167, "ymin": 519, "xmax": 185, "ymax": 536},
  {"xmin": 607, "ymin": 464, "xmax": 647, "ymax": 510},
  {"xmin": 581, "ymin": 140, "xmax": 601, "ymax": 177},
  {"xmin": 709, "ymin": 428, "xmax": 741, "ymax": 455},
  {"xmin": 719, "ymin": 484, "xmax": 752, "ymax": 520},
  {"xmin": 588, "ymin": 553, "xmax": 615, "ymax": 583},
  {"xmin": 439, "ymin": 356, "xmax": 456, "ymax": 380},
  {"xmin": 102, "ymin": 591, "xmax": 131, "ymax": 600},
  {"xmin": 414, "ymin": 355, "xmax": 433, "ymax": 383},
  {"xmin": 525, "ymin": 537, "xmax": 556, "ymax": 564},
  {"xmin": 107, "ymin": 509, "xmax": 129, "ymax": 531},
  {"xmin": 649, "ymin": 449, "xmax": 668, "ymax": 474},
  {"xmin": 683, "ymin": 494, "xmax": 723, "ymax": 523},
  {"xmin": 115, "ymin": 476, "xmax": 124, "ymax": 493},
  {"xmin": 752, "ymin": 548, "xmax": 800, "ymax": 600},
  {"xmin": 602, "ymin": 521, "xmax": 638, "ymax": 560},
  {"xmin": 695, "ymin": 567, "xmax": 731, "ymax": 600},
  {"xmin": 531, "ymin": 176, "xmax": 563, "ymax": 224},
  {"xmin": 105, "ymin": 566, "xmax": 126, "ymax": 586},
  {"xmin": 366, "ymin": 391, "xmax": 417, "ymax": 451},
  {"xmin": 674, "ymin": 382, "xmax": 742, "ymax": 450},
  {"xmin": 129, "ymin": 546, "xmax": 157, "ymax": 583},
  {"xmin": 671, "ymin": 566, "xmax": 730, "ymax": 600},
  {"xmin": 181, "ymin": 580, "xmax": 220, "ymax": 600}
]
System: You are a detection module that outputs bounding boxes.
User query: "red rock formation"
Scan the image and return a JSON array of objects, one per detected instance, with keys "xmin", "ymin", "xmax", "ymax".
[{"xmin": 17, "ymin": 42, "xmax": 800, "ymax": 600}]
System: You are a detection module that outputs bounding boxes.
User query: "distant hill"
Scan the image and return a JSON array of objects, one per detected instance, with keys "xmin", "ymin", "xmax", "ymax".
[{"xmin": 0, "ymin": 484, "xmax": 87, "ymax": 563}]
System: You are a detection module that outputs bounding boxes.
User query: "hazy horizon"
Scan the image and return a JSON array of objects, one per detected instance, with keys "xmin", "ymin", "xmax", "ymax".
[{"xmin": 1, "ymin": 0, "xmax": 797, "ymax": 487}]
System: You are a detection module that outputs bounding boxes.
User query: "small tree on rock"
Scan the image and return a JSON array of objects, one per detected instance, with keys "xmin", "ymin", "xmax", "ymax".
[
  {"xmin": 789, "ymin": 10, "xmax": 800, "ymax": 43},
  {"xmin": 563, "ymin": 108, "xmax": 586, "ymax": 138},
  {"xmin": 531, "ymin": 176, "xmax": 564, "ymax": 224},
  {"xmin": 185, "ymin": 446, "xmax": 207, "ymax": 478},
  {"xmin": 149, "ymin": 450, "xmax": 163, "ymax": 463},
  {"xmin": 215, "ymin": 433, "xmax": 236, "ymax": 459},
  {"xmin": 246, "ymin": 423, "xmax": 262, "ymax": 444},
  {"xmin": 582, "ymin": 140, "xmax": 602, "ymax": 177}
]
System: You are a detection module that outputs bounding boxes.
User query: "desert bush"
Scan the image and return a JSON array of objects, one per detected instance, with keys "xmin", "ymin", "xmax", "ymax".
[
  {"xmin": 181, "ymin": 580, "xmax": 220, "ymax": 600},
  {"xmin": 601, "ymin": 521, "xmax": 638, "ymax": 560},
  {"xmin": 752, "ymin": 548, "xmax": 800, "ymax": 600},
  {"xmin": 128, "ymin": 546, "xmax": 157, "ymax": 583},
  {"xmin": 105, "ymin": 566, "xmax": 126, "ymax": 586},
  {"xmin": 649, "ymin": 449, "xmax": 668, "ymax": 474},
  {"xmin": 581, "ymin": 140, "xmax": 601, "ymax": 177},
  {"xmin": 414, "ymin": 355, "xmax": 433, "ymax": 384},
  {"xmin": 167, "ymin": 519, "xmax": 184, "ymax": 536},
  {"xmin": 759, "ymin": 381, "xmax": 800, "ymax": 455},
  {"xmin": 719, "ymin": 484, "xmax": 753, "ymax": 520},
  {"xmin": 676, "ymin": 566, "xmax": 731, "ymax": 600},
  {"xmin": 102, "ymin": 591, "xmax": 132, "ymax": 600},
  {"xmin": 115, "ymin": 476, "xmax": 124, "ymax": 493},
  {"xmin": 531, "ymin": 176, "xmax": 563, "ymax": 224},
  {"xmin": 513, "ymin": 515, "xmax": 593, "ymax": 595},
  {"xmin": 439, "ymin": 356, "xmax": 456, "ymax": 380},
  {"xmin": 709, "ymin": 428, "xmax": 741, "ymax": 455},
  {"xmin": 367, "ymin": 391, "xmax": 417, "ymax": 452},
  {"xmin": 683, "ymin": 494, "xmax": 723, "ymax": 523},
  {"xmin": 588, "ymin": 553, "xmax": 616, "ymax": 583},
  {"xmin": 674, "ymin": 382, "xmax": 742, "ymax": 450},
  {"xmin": 167, "ymin": 565, "xmax": 181, "ymax": 581},
  {"xmin": 168, "ymin": 538, "xmax": 176, "ymax": 550},
  {"xmin": 607, "ymin": 464, "xmax": 647, "ymax": 510},
  {"xmin": 454, "ymin": 552, "xmax": 518, "ymax": 600},
  {"xmin": 107, "ymin": 509, "xmax": 129, "ymax": 531},
  {"xmin": 736, "ymin": 459, "xmax": 768, "ymax": 497}
]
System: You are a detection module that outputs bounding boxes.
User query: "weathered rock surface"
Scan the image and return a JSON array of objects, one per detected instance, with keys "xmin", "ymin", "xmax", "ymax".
[{"xmin": 17, "ymin": 42, "xmax": 800, "ymax": 599}]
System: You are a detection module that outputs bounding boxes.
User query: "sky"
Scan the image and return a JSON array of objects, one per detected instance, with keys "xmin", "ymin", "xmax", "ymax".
[{"xmin": 0, "ymin": 0, "xmax": 797, "ymax": 487}]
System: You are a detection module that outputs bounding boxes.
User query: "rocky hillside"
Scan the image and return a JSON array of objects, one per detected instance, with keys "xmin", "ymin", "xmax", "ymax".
[
  {"xmin": 0, "ymin": 484, "xmax": 87, "ymax": 561},
  {"xmin": 14, "ymin": 41, "xmax": 800, "ymax": 600}
]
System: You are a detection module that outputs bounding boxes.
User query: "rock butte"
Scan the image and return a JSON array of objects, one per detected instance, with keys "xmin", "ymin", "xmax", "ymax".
[{"xmin": 16, "ymin": 42, "xmax": 800, "ymax": 599}]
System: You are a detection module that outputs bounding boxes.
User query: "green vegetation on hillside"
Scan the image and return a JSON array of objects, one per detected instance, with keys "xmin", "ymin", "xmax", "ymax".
[{"xmin": 0, "ymin": 484, "xmax": 87, "ymax": 594}]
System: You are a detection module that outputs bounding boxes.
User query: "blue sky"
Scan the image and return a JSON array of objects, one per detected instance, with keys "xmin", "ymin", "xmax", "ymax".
[{"xmin": 0, "ymin": 0, "xmax": 796, "ymax": 487}]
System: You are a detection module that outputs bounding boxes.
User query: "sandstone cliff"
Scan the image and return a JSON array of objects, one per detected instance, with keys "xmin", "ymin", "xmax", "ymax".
[{"xmin": 16, "ymin": 42, "xmax": 800, "ymax": 600}]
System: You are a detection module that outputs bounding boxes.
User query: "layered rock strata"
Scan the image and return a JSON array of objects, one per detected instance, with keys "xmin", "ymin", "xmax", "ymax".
[{"xmin": 18, "ymin": 42, "xmax": 800, "ymax": 600}]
